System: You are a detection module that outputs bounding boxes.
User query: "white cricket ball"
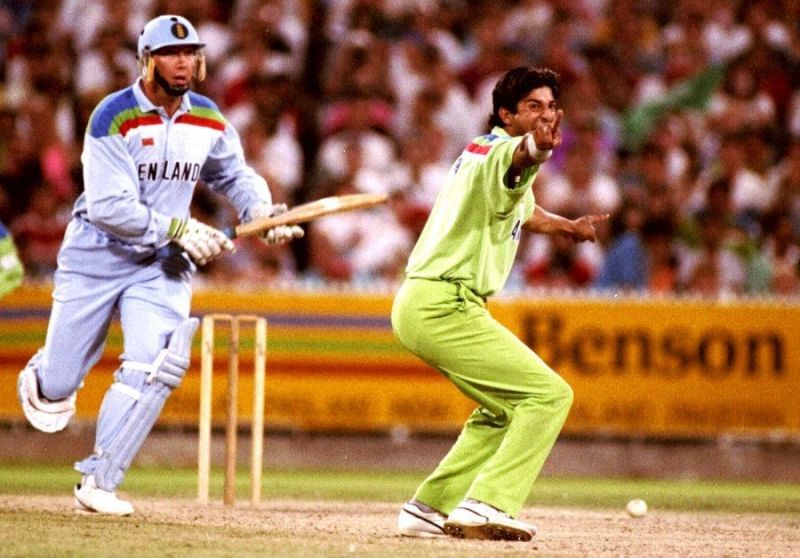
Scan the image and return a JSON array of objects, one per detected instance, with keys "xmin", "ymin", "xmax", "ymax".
[{"xmin": 625, "ymin": 498, "xmax": 648, "ymax": 518}]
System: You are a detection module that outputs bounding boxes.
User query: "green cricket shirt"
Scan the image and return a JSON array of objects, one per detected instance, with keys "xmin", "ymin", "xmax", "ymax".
[{"xmin": 405, "ymin": 126, "xmax": 539, "ymax": 297}]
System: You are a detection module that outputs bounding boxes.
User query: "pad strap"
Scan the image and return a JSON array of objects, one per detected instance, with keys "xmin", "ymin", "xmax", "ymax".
[{"xmin": 109, "ymin": 382, "xmax": 141, "ymax": 401}]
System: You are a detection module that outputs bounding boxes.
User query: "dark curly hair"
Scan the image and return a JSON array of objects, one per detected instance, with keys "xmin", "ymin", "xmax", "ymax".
[{"xmin": 487, "ymin": 67, "xmax": 561, "ymax": 130}]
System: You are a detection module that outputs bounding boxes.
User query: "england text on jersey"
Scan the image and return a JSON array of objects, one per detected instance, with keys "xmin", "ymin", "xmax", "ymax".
[{"xmin": 137, "ymin": 161, "xmax": 201, "ymax": 182}]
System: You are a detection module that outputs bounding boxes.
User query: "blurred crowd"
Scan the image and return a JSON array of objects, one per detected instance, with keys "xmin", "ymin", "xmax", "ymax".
[{"xmin": 1, "ymin": 0, "xmax": 799, "ymax": 299}]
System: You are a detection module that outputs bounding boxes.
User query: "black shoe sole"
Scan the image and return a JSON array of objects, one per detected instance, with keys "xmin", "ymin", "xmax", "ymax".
[{"xmin": 444, "ymin": 522, "xmax": 533, "ymax": 542}]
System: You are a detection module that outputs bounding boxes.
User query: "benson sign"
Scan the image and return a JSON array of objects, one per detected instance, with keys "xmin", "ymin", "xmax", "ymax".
[
  {"xmin": 492, "ymin": 298, "xmax": 796, "ymax": 437},
  {"xmin": 0, "ymin": 286, "xmax": 797, "ymax": 439}
]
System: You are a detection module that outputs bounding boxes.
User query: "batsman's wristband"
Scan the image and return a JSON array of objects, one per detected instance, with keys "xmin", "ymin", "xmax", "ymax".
[
  {"xmin": 525, "ymin": 133, "xmax": 552, "ymax": 164},
  {"xmin": 168, "ymin": 217, "xmax": 189, "ymax": 239}
]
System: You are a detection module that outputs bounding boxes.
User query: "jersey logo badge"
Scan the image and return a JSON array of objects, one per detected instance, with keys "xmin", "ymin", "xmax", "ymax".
[{"xmin": 142, "ymin": 137, "xmax": 154, "ymax": 146}]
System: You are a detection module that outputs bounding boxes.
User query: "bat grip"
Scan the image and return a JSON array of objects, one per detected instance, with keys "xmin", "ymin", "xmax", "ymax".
[{"xmin": 223, "ymin": 226, "xmax": 237, "ymax": 239}]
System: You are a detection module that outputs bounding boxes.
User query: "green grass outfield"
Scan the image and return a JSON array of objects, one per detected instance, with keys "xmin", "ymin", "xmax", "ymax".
[
  {"xmin": 2, "ymin": 465, "xmax": 799, "ymax": 557},
  {"xmin": 2, "ymin": 463, "xmax": 800, "ymax": 513}
]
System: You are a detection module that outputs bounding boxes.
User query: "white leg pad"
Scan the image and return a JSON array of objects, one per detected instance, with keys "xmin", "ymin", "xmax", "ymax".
[
  {"xmin": 17, "ymin": 360, "xmax": 76, "ymax": 433},
  {"xmin": 93, "ymin": 317, "xmax": 199, "ymax": 491}
]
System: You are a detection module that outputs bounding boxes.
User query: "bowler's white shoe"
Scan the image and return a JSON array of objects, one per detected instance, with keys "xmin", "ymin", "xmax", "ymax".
[
  {"xmin": 397, "ymin": 500, "xmax": 447, "ymax": 538},
  {"xmin": 17, "ymin": 365, "xmax": 75, "ymax": 433},
  {"xmin": 444, "ymin": 499, "xmax": 536, "ymax": 541},
  {"xmin": 74, "ymin": 475, "xmax": 134, "ymax": 516}
]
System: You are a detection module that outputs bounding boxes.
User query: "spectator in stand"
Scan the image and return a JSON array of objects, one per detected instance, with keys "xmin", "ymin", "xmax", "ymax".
[
  {"xmin": 760, "ymin": 210, "xmax": 800, "ymax": 296},
  {"xmin": 788, "ymin": 88, "xmax": 800, "ymax": 139},
  {"xmin": 677, "ymin": 211, "xmax": 746, "ymax": 296},
  {"xmin": 307, "ymin": 178, "xmax": 412, "ymax": 284},
  {"xmin": 315, "ymin": 89, "xmax": 401, "ymax": 198},
  {"xmin": 1, "ymin": 0, "xmax": 800, "ymax": 298},
  {"xmin": 320, "ymin": 41, "xmax": 395, "ymax": 139},
  {"xmin": 5, "ymin": 16, "xmax": 76, "ymax": 144},
  {"xmin": 701, "ymin": 0, "xmax": 750, "ymax": 64},
  {"xmin": 596, "ymin": 0, "xmax": 661, "ymax": 74},
  {"xmin": 389, "ymin": 37, "xmax": 442, "ymax": 131},
  {"xmin": 534, "ymin": 139, "xmax": 621, "ymax": 218},
  {"xmin": 519, "ymin": 233, "xmax": 601, "ymax": 291},
  {"xmin": 500, "ymin": 0, "xmax": 555, "ymax": 63},
  {"xmin": 690, "ymin": 131, "xmax": 777, "ymax": 232},
  {"xmin": 75, "ymin": 26, "xmax": 138, "ymax": 101},
  {"xmin": 16, "ymin": 92, "xmax": 77, "ymax": 203},
  {"xmin": 680, "ymin": 177, "xmax": 739, "ymax": 244},
  {"xmin": 185, "ymin": 0, "xmax": 234, "ymax": 67},
  {"xmin": 10, "ymin": 184, "xmax": 71, "ymax": 279},
  {"xmin": 645, "ymin": 219, "xmax": 681, "ymax": 294},
  {"xmin": 327, "ymin": 36, "xmax": 395, "ymax": 107},
  {"xmin": 740, "ymin": 0, "xmax": 793, "ymax": 55},
  {"xmin": 579, "ymin": 47, "xmax": 636, "ymax": 116},
  {"xmin": 239, "ymin": 0, "xmax": 309, "ymax": 77},
  {"xmin": 646, "ymin": 121, "xmax": 694, "ymax": 199},
  {"xmin": 393, "ymin": 48, "xmax": 481, "ymax": 160},
  {"xmin": 392, "ymin": 126, "xmax": 450, "ymax": 239},
  {"xmin": 0, "ymin": 2, "xmax": 31, "ymax": 68},
  {"xmin": 624, "ymin": 143, "xmax": 685, "ymax": 235},
  {"xmin": 427, "ymin": 57, "xmax": 483, "ymax": 160},
  {"xmin": 743, "ymin": 40, "xmax": 795, "ymax": 129},
  {"xmin": 218, "ymin": 22, "xmax": 296, "ymax": 108},
  {"xmin": 556, "ymin": 83, "xmax": 621, "ymax": 174},
  {"xmin": 462, "ymin": 11, "xmax": 527, "ymax": 104},
  {"xmin": 594, "ymin": 202, "xmax": 678, "ymax": 294},
  {"xmin": 769, "ymin": 139, "xmax": 800, "ymax": 234},
  {"xmin": 240, "ymin": 114, "xmax": 302, "ymax": 206},
  {"xmin": 0, "ymin": 109, "xmax": 41, "ymax": 216},
  {"xmin": 707, "ymin": 55, "xmax": 777, "ymax": 136},
  {"xmin": 406, "ymin": 4, "xmax": 470, "ymax": 71},
  {"xmin": 230, "ymin": 71, "xmax": 305, "ymax": 200},
  {"xmin": 58, "ymin": 0, "xmax": 146, "ymax": 56}
]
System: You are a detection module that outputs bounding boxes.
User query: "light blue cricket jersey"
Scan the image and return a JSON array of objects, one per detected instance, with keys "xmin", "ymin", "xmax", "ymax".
[{"xmin": 73, "ymin": 78, "xmax": 269, "ymax": 248}]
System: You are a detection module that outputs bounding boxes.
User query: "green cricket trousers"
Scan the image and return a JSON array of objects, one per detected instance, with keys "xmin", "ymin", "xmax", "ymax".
[{"xmin": 391, "ymin": 277, "xmax": 573, "ymax": 517}]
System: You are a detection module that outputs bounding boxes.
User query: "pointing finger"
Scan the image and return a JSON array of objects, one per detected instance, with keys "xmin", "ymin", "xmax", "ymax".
[{"xmin": 553, "ymin": 109, "xmax": 564, "ymax": 133}]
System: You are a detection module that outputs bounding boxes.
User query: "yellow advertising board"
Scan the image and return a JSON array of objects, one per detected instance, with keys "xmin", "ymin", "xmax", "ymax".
[
  {"xmin": 493, "ymin": 297, "xmax": 796, "ymax": 438},
  {"xmin": 1, "ymin": 284, "xmax": 797, "ymax": 439}
]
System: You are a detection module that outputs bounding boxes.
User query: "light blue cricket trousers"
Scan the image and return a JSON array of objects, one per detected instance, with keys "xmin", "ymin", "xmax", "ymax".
[{"xmin": 32, "ymin": 218, "xmax": 192, "ymax": 478}]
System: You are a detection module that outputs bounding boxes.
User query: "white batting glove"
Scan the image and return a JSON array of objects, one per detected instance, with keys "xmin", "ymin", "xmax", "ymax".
[
  {"xmin": 167, "ymin": 217, "xmax": 234, "ymax": 266},
  {"xmin": 249, "ymin": 204, "xmax": 304, "ymax": 245}
]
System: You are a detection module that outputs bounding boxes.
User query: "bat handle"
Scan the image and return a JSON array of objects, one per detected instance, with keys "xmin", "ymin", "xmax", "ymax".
[{"xmin": 223, "ymin": 226, "xmax": 237, "ymax": 239}]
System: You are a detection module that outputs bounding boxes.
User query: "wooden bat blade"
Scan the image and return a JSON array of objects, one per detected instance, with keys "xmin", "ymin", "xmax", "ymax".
[{"xmin": 230, "ymin": 193, "xmax": 388, "ymax": 239}]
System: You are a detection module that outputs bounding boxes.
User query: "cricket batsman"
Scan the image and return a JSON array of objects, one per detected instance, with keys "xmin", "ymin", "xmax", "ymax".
[
  {"xmin": 16, "ymin": 15, "xmax": 301, "ymax": 515},
  {"xmin": 392, "ymin": 67, "xmax": 609, "ymax": 541}
]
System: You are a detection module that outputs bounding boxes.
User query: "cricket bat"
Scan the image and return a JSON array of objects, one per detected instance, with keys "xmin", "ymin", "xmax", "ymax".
[{"xmin": 226, "ymin": 192, "xmax": 388, "ymax": 239}]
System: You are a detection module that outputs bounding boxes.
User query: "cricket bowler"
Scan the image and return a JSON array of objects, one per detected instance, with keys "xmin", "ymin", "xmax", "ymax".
[
  {"xmin": 16, "ymin": 15, "xmax": 301, "ymax": 515},
  {"xmin": 392, "ymin": 66, "xmax": 609, "ymax": 541}
]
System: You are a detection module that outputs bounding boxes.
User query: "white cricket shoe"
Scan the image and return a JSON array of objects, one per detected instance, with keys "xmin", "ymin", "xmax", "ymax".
[
  {"xmin": 397, "ymin": 500, "xmax": 447, "ymax": 538},
  {"xmin": 444, "ymin": 499, "xmax": 537, "ymax": 541},
  {"xmin": 17, "ymin": 364, "xmax": 75, "ymax": 433},
  {"xmin": 74, "ymin": 475, "xmax": 134, "ymax": 516}
]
